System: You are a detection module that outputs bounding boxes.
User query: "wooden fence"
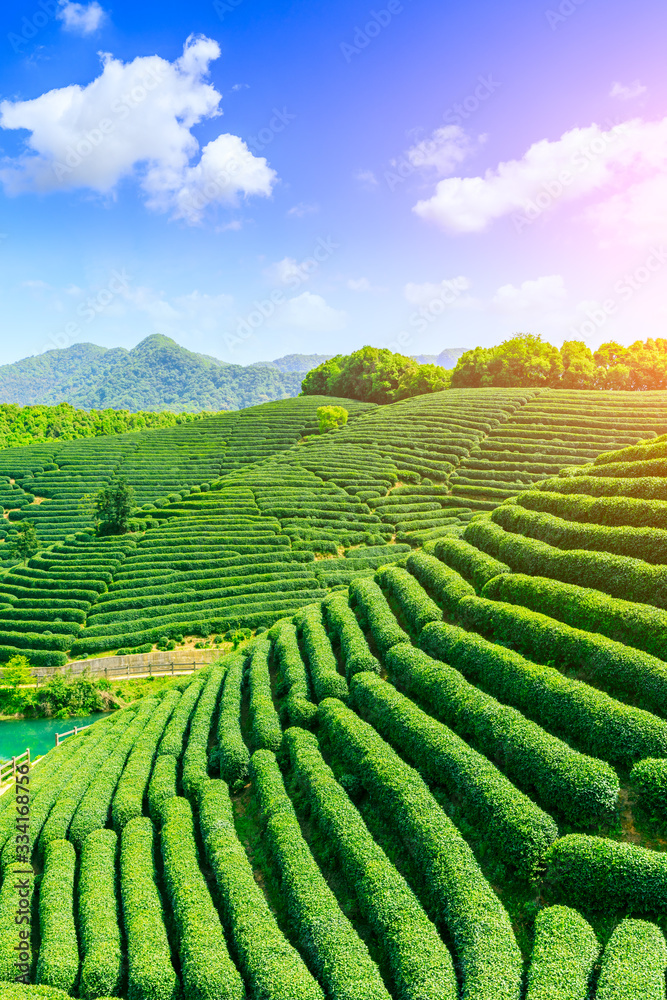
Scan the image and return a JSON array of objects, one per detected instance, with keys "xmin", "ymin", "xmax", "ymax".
[
  {"xmin": 0, "ymin": 748, "xmax": 30, "ymax": 785},
  {"xmin": 32, "ymin": 648, "xmax": 221, "ymax": 684}
]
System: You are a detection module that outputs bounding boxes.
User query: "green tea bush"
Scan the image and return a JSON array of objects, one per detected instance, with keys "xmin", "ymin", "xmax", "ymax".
[
  {"xmin": 515, "ymin": 488, "xmax": 667, "ymax": 529},
  {"xmin": 78, "ymin": 829, "xmax": 122, "ymax": 1000},
  {"xmin": 457, "ymin": 594, "xmax": 667, "ymax": 715},
  {"xmin": 349, "ymin": 576, "xmax": 409, "ymax": 653},
  {"xmin": 270, "ymin": 620, "xmax": 317, "ymax": 728},
  {"xmin": 322, "ymin": 591, "xmax": 381, "ymax": 679},
  {"xmin": 36, "ymin": 840, "xmax": 79, "ymax": 994},
  {"xmin": 376, "ymin": 564, "xmax": 443, "ymax": 637},
  {"xmin": 250, "ymin": 748, "xmax": 391, "ymax": 1000},
  {"xmin": 0, "ymin": 863, "xmax": 34, "ymax": 982},
  {"xmin": 285, "ymin": 726, "xmax": 459, "ymax": 1000},
  {"xmin": 482, "ymin": 572, "xmax": 667, "ymax": 663},
  {"xmin": 295, "ymin": 603, "xmax": 349, "ymax": 702},
  {"xmin": 406, "ymin": 550, "xmax": 475, "ymax": 612},
  {"xmin": 525, "ymin": 905, "xmax": 598, "ymax": 1000},
  {"xmin": 545, "ymin": 835, "xmax": 667, "ymax": 913},
  {"xmin": 158, "ymin": 672, "xmax": 207, "ymax": 758},
  {"xmin": 596, "ymin": 919, "xmax": 667, "ymax": 999},
  {"xmin": 385, "ymin": 643, "xmax": 618, "ymax": 824},
  {"xmin": 182, "ymin": 663, "xmax": 225, "ymax": 801},
  {"xmin": 246, "ymin": 637, "xmax": 283, "ymax": 752},
  {"xmin": 629, "ymin": 758, "xmax": 667, "ymax": 820},
  {"xmin": 161, "ymin": 796, "xmax": 244, "ymax": 1000},
  {"xmin": 215, "ymin": 652, "xmax": 250, "ymax": 785},
  {"xmin": 198, "ymin": 779, "xmax": 325, "ymax": 1000},
  {"xmin": 433, "ymin": 535, "xmax": 511, "ymax": 591},
  {"xmin": 420, "ymin": 621, "xmax": 667, "ymax": 765},
  {"xmin": 120, "ymin": 817, "xmax": 181, "ymax": 1000},
  {"xmin": 147, "ymin": 753, "xmax": 179, "ymax": 826},
  {"xmin": 350, "ymin": 672, "xmax": 557, "ymax": 876},
  {"xmin": 318, "ymin": 698, "xmax": 523, "ymax": 1000}
]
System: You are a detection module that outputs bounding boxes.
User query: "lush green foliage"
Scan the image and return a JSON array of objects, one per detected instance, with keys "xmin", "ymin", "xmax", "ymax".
[
  {"xmin": 78, "ymin": 829, "xmax": 123, "ymax": 1000},
  {"xmin": 596, "ymin": 919, "xmax": 667, "ymax": 998},
  {"xmin": 525, "ymin": 906, "xmax": 598, "ymax": 1000},
  {"xmin": 302, "ymin": 346, "xmax": 451, "ymax": 403},
  {"xmin": 630, "ymin": 757, "xmax": 667, "ymax": 820},
  {"xmin": 36, "ymin": 840, "xmax": 79, "ymax": 994},
  {"xmin": 317, "ymin": 404, "xmax": 348, "ymax": 432}
]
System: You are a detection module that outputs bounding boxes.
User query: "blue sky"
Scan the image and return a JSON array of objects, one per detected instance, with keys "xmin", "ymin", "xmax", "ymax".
[{"xmin": 0, "ymin": 0, "xmax": 665, "ymax": 367}]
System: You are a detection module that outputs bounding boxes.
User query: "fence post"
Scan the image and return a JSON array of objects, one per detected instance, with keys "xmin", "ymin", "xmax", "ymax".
[
  {"xmin": 105, "ymin": 666, "xmax": 108, "ymax": 679},
  {"xmin": 27, "ymin": 748, "xmax": 30, "ymax": 767},
  {"xmin": 127, "ymin": 663, "xmax": 129, "ymax": 678},
  {"xmin": 55, "ymin": 734, "xmax": 60, "ymax": 747},
  {"xmin": 171, "ymin": 660, "xmax": 174, "ymax": 676},
  {"xmin": 11, "ymin": 757, "xmax": 16, "ymax": 779}
]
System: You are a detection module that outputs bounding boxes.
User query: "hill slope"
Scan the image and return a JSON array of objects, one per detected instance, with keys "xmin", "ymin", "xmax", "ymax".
[{"xmin": 0, "ymin": 336, "xmax": 326, "ymax": 412}]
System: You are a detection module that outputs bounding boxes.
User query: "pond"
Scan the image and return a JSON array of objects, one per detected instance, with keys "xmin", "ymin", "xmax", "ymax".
[{"xmin": 0, "ymin": 713, "xmax": 108, "ymax": 762}]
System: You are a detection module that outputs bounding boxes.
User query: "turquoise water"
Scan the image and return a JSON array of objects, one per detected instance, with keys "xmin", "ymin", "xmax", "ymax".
[{"xmin": 0, "ymin": 713, "xmax": 107, "ymax": 761}]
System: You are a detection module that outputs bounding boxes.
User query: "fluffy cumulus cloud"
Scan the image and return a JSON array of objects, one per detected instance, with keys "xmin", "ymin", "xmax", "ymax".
[
  {"xmin": 404, "ymin": 125, "xmax": 481, "ymax": 175},
  {"xmin": 279, "ymin": 292, "xmax": 346, "ymax": 332},
  {"xmin": 403, "ymin": 275, "xmax": 471, "ymax": 307},
  {"xmin": 412, "ymin": 117, "xmax": 667, "ymax": 240},
  {"xmin": 57, "ymin": 1, "xmax": 107, "ymax": 35},
  {"xmin": 0, "ymin": 35, "xmax": 276, "ymax": 224},
  {"xmin": 491, "ymin": 275, "xmax": 568, "ymax": 312}
]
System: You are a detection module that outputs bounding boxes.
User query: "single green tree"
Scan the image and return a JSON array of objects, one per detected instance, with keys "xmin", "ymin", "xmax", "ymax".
[
  {"xmin": 0, "ymin": 655, "xmax": 33, "ymax": 692},
  {"xmin": 93, "ymin": 477, "xmax": 135, "ymax": 535},
  {"xmin": 13, "ymin": 521, "xmax": 40, "ymax": 564},
  {"xmin": 317, "ymin": 405, "xmax": 348, "ymax": 433}
]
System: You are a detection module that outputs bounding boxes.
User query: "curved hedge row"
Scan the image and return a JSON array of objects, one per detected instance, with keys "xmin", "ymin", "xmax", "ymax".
[
  {"xmin": 348, "ymin": 575, "xmax": 409, "ymax": 654},
  {"xmin": 433, "ymin": 534, "xmax": 511, "ymax": 592},
  {"xmin": 198, "ymin": 779, "xmax": 325, "ymax": 1000},
  {"xmin": 318, "ymin": 697, "xmax": 523, "ymax": 1000},
  {"xmin": 350, "ymin": 672, "xmax": 558, "ymax": 876},
  {"xmin": 161, "ymin": 796, "xmax": 244, "ymax": 1000},
  {"xmin": 322, "ymin": 591, "xmax": 381, "ymax": 679},
  {"xmin": 78, "ymin": 829, "xmax": 122, "ymax": 1000},
  {"xmin": 36, "ymin": 840, "xmax": 79, "ymax": 994},
  {"xmin": 596, "ymin": 919, "xmax": 667, "ymax": 999},
  {"xmin": 629, "ymin": 757, "xmax": 667, "ymax": 820},
  {"xmin": 525, "ymin": 905, "xmax": 598, "ymax": 1000},
  {"xmin": 545, "ymin": 835, "xmax": 667, "ymax": 914},
  {"xmin": 385, "ymin": 643, "xmax": 618, "ymax": 824},
  {"xmin": 405, "ymin": 550, "xmax": 475, "ymax": 611},
  {"xmin": 270, "ymin": 620, "xmax": 317, "ymax": 728},
  {"xmin": 515, "ymin": 487, "xmax": 667, "ymax": 529},
  {"xmin": 285, "ymin": 725, "xmax": 459, "ymax": 1000},
  {"xmin": 147, "ymin": 753, "xmax": 179, "ymax": 826},
  {"xmin": 158, "ymin": 672, "xmax": 207, "ymax": 758},
  {"xmin": 295, "ymin": 603, "xmax": 349, "ymax": 702},
  {"xmin": 420, "ymin": 620, "xmax": 667, "ymax": 765},
  {"xmin": 246, "ymin": 637, "xmax": 283, "ymax": 752},
  {"xmin": 249, "ymin": 748, "xmax": 392, "ymax": 1000},
  {"xmin": 182, "ymin": 663, "xmax": 226, "ymax": 802},
  {"xmin": 457, "ymin": 593, "xmax": 667, "ymax": 715},
  {"xmin": 215, "ymin": 652, "xmax": 250, "ymax": 786},
  {"xmin": 375, "ymin": 564, "xmax": 442, "ymax": 637},
  {"xmin": 120, "ymin": 817, "xmax": 181, "ymax": 1000}
]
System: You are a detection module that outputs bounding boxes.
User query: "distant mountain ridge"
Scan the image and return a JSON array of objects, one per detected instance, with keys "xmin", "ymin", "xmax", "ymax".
[
  {"xmin": 0, "ymin": 336, "xmax": 332, "ymax": 413},
  {"xmin": 412, "ymin": 348, "xmax": 466, "ymax": 368}
]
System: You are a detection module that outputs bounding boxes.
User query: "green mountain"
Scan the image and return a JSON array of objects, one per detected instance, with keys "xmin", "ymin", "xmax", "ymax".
[{"xmin": 0, "ymin": 336, "xmax": 326, "ymax": 412}]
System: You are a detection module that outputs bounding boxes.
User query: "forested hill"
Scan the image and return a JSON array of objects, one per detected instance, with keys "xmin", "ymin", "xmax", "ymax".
[{"xmin": 0, "ymin": 336, "xmax": 328, "ymax": 412}]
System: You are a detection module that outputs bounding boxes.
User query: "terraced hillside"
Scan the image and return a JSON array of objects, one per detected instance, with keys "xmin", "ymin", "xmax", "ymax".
[
  {"xmin": 3, "ymin": 389, "xmax": 667, "ymax": 664},
  {"xmin": 2, "ymin": 397, "xmax": 667, "ymax": 997},
  {"xmin": 0, "ymin": 435, "xmax": 667, "ymax": 1000}
]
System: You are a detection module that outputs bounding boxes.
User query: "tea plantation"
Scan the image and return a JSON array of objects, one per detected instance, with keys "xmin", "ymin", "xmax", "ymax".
[{"xmin": 2, "ymin": 387, "xmax": 667, "ymax": 997}]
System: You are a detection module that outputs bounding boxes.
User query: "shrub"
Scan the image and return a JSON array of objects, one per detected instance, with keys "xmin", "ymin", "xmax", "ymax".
[
  {"xmin": 36, "ymin": 840, "xmax": 79, "ymax": 994},
  {"xmin": 182, "ymin": 663, "xmax": 225, "ymax": 802},
  {"xmin": 318, "ymin": 698, "xmax": 523, "ymax": 1000},
  {"xmin": 385, "ymin": 643, "xmax": 618, "ymax": 824},
  {"xmin": 249, "ymin": 749, "xmax": 392, "ymax": 1000},
  {"xmin": 420, "ymin": 620, "xmax": 667, "ymax": 766},
  {"xmin": 78, "ymin": 829, "xmax": 122, "ymax": 999},
  {"xmin": 295, "ymin": 603, "xmax": 349, "ymax": 702},
  {"xmin": 351, "ymin": 672, "xmax": 558, "ymax": 876},
  {"xmin": 161, "ymin": 797, "xmax": 245, "ymax": 1000},
  {"xmin": 322, "ymin": 591, "xmax": 381, "ymax": 679},
  {"xmin": 148, "ymin": 753, "xmax": 179, "ymax": 826},
  {"xmin": 0, "ymin": 863, "xmax": 34, "ymax": 982},
  {"xmin": 482, "ymin": 572, "xmax": 667, "ymax": 663},
  {"xmin": 545, "ymin": 835, "xmax": 667, "ymax": 914},
  {"xmin": 158, "ymin": 672, "xmax": 207, "ymax": 758},
  {"xmin": 630, "ymin": 758, "xmax": 667, "ymax": 820},
  {"xmin": 457, "ymin": 593, "xmax": 667, "ymax": 716},
  {"xmin": 198, "ymin": 779, "xmax": 325, "ymax": 1000},
  {"xmin": 525, "ymin": 905, "xmax": 599, "ymax": 1000},
  {"xmin": 595, "ymin": 919, "xmax": 667, "ymax": 999},
  {"xmin": 270, "ymin": 620, "xmax": 317, "ymax": 728},
  {"xmin": 120, "ymin": 817, "xmax": 181, "ymax": 1000},
  {"xmin": 246, "ymin": 637, "xmax": 282, "ymax": 752},
  {"xmin": 349, "ymin": 576, "xmax": 409, "ymax": 653},
  {"xmin": 285, "ymin": 726, "xmax": 458, "ymax": 1000},
  {"xmin": 516, "ymin": 487, "xmax": 667, "ymax": 529},
  {"xmin": 215, "ymin": 652, "xmax": 250, "ymax": 786},
  {"xmin": 376, "ymin": 564, "xmax": 442, "ymax": 638},
  {"xmin": 406, "ymin": 550, "xmax": 475, "ymax": 612},
  {"xmin": 434, "ymin": 534, "xmax": 511, "ymax": 592}
]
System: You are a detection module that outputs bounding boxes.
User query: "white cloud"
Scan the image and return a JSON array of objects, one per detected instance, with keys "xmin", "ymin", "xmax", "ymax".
[
  {"xmin": 287, "ymin": 202, "xmax": 318, "ymax": 218},
  {"xmin": 587, "ymin": 172, "xmax": 667, "ymax": 246},
  {"xmin": 404, "ymin": 275, "xmax": 471, "ymax": 307},
  {"xmin": 57, "ymin": 1, "xmax": 107, "ymax": 35},
  {"xmin": 355, "ymin": 169, "xmax": 378, "ymax": 188},
  {"xmin": 610, "ymin": 80, "xmax": 647, "ymax": 101},
  {"xmin": 0, "ymin": 35, "xmax": 276, "ymax": 225},
  {"xmin": 404, "ymin": 125, "xmax": 481, "ymax": 175},
  {"xmin": 279, "ymin": 292, "xmax": 347, "ymax": 332},
  {"xmin": 264, "ymin": 257, "xmax": 305, "ymax": 286},
  {"xmin": 492, "ymin": 275, "xmax": 567, "ymax": 312},
  {"xmin": 413, "ymin": 117, "xmax": 667, "ymax": 236},
  {"xmin": 347, "ymin": 277, "xmax": 372, "ymax": 292}
]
